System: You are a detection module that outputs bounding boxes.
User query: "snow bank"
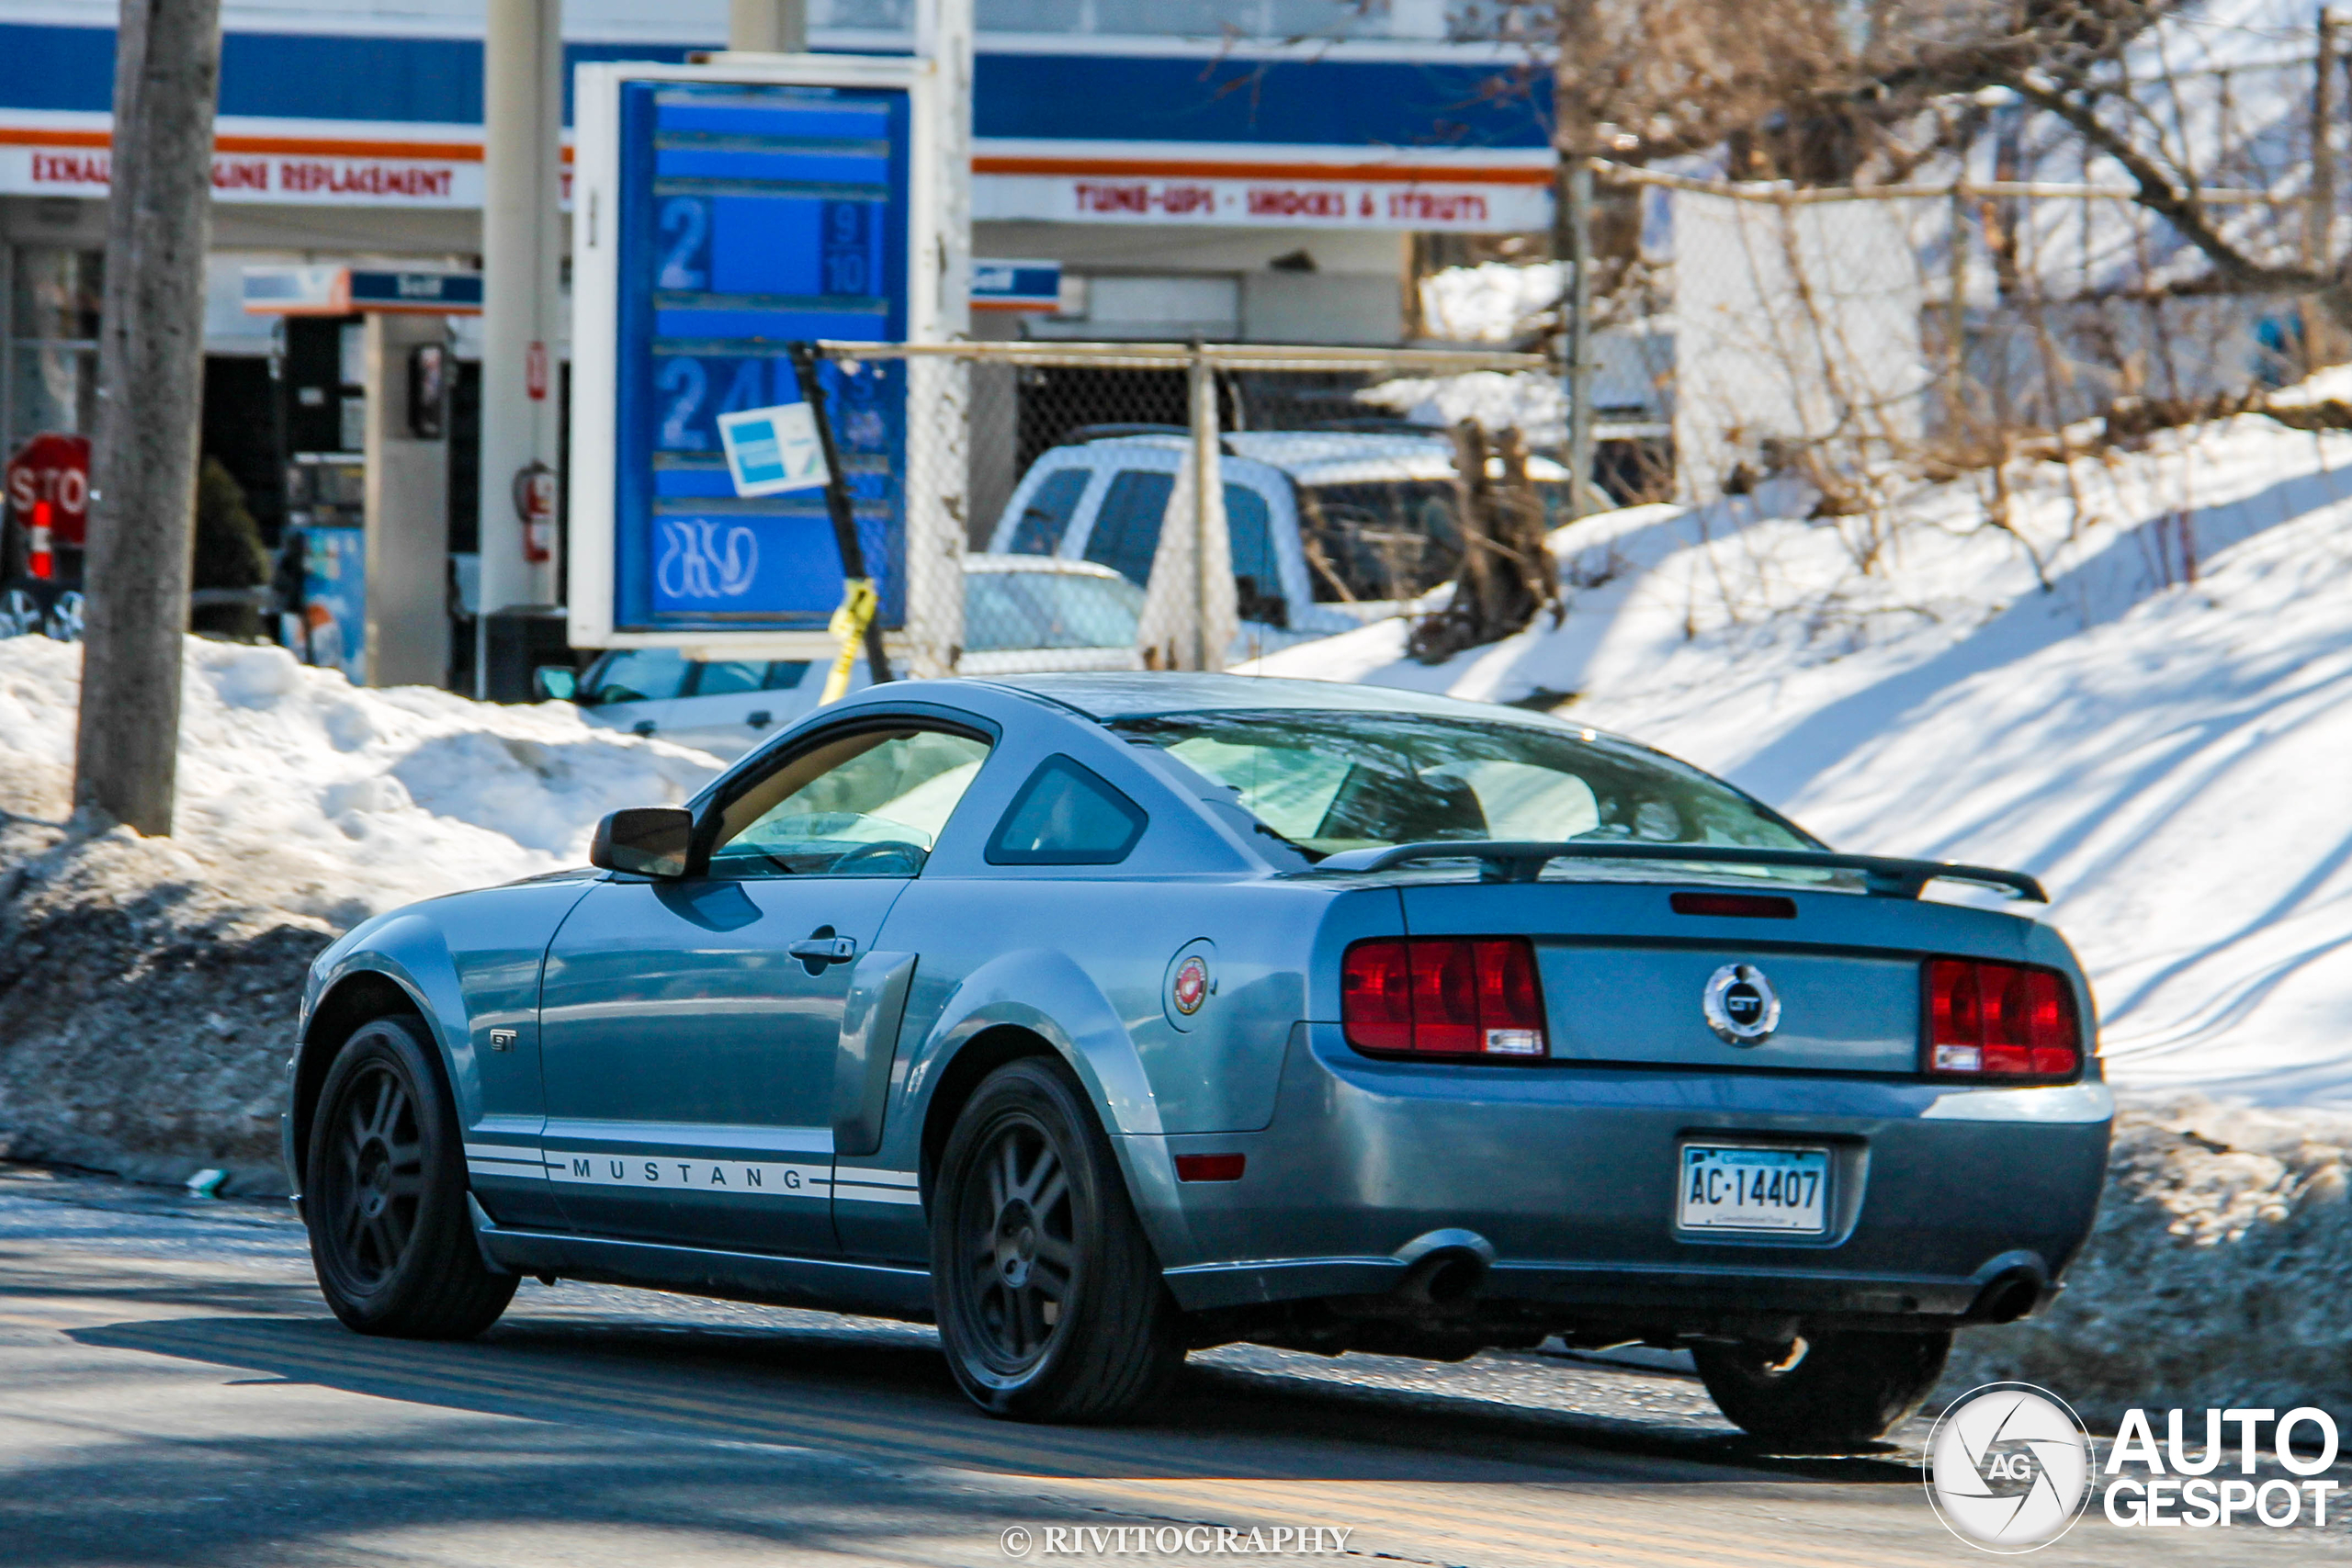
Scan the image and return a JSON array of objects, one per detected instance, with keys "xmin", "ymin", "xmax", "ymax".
[
  {"xmin": 1242, "ymin": 409, "xmax": 2352, "ymax": 1105},
  {"xmin": 1947, "ymin": 1097, "xmax": 2352, "ymax": 1425},
  {"xmin": 0, "ymin": 637, "xmax": 722, "ymax": 928}
]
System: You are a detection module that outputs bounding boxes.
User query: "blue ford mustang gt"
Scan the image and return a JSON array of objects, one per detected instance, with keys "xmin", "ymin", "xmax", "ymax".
[{"xmin": 287, "ymin": 673, "xmax": 2111, "ymax": 1443}]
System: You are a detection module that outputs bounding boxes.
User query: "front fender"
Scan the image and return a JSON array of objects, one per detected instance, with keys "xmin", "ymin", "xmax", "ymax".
[{"xmin": 285, "ymin": 919, "xmax": 470, "ymax": 1199}]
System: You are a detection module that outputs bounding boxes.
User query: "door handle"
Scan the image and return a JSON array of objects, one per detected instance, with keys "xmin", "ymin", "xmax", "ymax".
[{"xmin": 789, "ymin": 933, "xmax": 858, "ymax": 967}]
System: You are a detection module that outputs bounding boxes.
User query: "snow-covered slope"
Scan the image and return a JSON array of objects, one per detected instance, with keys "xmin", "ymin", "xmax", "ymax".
[
  {"xmin": 1244, "ymin": 410, "xmax": 2352, "ymax": 1105},
  {"xmin": 0, "ymin": 638, "xmax": 721, "ymax": 928}
]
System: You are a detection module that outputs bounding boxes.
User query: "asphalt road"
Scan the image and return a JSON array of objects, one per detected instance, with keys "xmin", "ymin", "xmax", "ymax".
[{"xmin": 0, "ymin": 1164, "xmax": 2339, "ymax": 1568}]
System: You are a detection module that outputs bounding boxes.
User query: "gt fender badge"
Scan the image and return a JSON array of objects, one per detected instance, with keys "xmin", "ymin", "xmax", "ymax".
[
  {"xmin": 1702, "ymin": 963, "xmax": 1780, "ymax": 1045},
  {"xmin": 1172, "ymin": 955, "xmax": 1210, "ymax": 1015}
]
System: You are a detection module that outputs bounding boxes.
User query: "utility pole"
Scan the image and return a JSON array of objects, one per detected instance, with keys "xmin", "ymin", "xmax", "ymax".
[
  {"xmin": 730, "ymin": 0, "xmax": 806, "ymax": 51},
  {"xmin": 476, "ymin": 0, "xmax": 565, "ymax": 697},
  {"xmin": 2311, "ymin": 10, "xmax": 2342, "ymax": 368},
  {"xmin": 1553, "ymin": 0, "xmax": 1598, "ymax": 521},
  {"xmin": 73, "ymin": 0, "xmax": 223, "ymax": 835},
  {"xmin": 1565, "ymin": 159, "xmax": 1597, "ymax": 522}
]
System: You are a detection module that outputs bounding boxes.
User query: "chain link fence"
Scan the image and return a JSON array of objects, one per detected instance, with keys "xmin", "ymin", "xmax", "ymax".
[{"xmin": 829, "ymin": 340, "xmax": 1554, "ymax": 676}]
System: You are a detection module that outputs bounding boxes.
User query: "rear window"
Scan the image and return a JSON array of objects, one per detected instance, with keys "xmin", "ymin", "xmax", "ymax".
[
  {"xmin": 1112, "ymin": 709, "xmax": 1815, "ymax": 866},
  {"xmin": 966, "ymin": 569, "xmax": 1144, "ymax": 653},
  {"xmin": 1295, "ymin": 479, "xmax": 1571, "ymax": 603}
]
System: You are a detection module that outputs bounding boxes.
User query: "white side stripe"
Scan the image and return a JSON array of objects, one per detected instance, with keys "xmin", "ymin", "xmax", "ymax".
[
  {"xmin": 834, "ymin": 1168, "xmax": 922, "ymax": 1206},
  {"xmin": 546, "ymin": 1153, "xmax": 831, "ymax": 1196}
]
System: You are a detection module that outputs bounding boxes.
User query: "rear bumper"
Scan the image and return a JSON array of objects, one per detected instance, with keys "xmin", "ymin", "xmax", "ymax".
[{"xmin": 1154, "ymin": 1025, "xmax": 2111, "ymax": 1324}]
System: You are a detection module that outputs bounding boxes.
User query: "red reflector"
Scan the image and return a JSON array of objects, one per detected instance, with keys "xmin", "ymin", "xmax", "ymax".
[
  {"xmin": 1174, "ymin": 1153, "xmax": 1245, "ymax": 1182},
  {"xmin": 1925, "ymin": 958, "xmax": 2081, "ymax": 1081},
  {"xmin": 1343, "ymin": 937, "xmax": 1548, "ymax": 1060},
  {"xmin": 1670, "ymin": 891, "xmax": 1797, "ymax": 919}
]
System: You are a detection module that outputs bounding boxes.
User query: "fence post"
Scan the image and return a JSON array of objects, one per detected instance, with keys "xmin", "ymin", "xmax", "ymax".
[
  {"xmin": 1946, "ymin": 181, "xmax": 1970, "ymax": 426},
  {"xmin": 1189, "ymin": 346, "xmax": 1236, "ymax": 669},
  {"xmin": 1565, "ymin": 157, "xmax": 1598, "ymax": 520}
]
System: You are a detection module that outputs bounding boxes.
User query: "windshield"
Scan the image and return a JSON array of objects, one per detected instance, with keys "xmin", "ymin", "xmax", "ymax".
[
  {"xmin": 966, "ymin": 569, "xmax": 1145, "ymax": 652},
  {"xmin": 1112, "ymin": 709, "xmax": 1817, "ymax": 868}
]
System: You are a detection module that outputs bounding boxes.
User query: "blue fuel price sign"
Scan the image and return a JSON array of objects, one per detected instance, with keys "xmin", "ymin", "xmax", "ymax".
[{"xmin": 571, "ymin": 57, "xmax": 943, "ymax": 648}]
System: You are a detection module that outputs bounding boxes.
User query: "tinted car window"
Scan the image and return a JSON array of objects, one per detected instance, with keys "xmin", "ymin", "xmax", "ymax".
[
  {"xmin": 763, "ymin": 660, "xmax": 813, "ymax": 691},
  {"xmin": 1296, "ymin": 480, "xmax": 1464, "ymax": 602},
  {"xmin": 583, "ymin": 648, "xmax": 689, "ymax": 705},
  {"xmin": 1114, "ymin": 710, "xmax": 1814, "ymax": 867},
  {"xmin": 986, "ymin": 754, "xmax": 1148, "ymax": 865},
  {"xmin": 1008, "ymin": 468, "xmax": 1091, "ymax": 555},
  {"xmin": 711, "ymin": 728, "xmax": 990, "ymax": 878},
  {"xmin": 966, "ymin": 569, "xmax": 1145, "ymax": 653},
  {"xmin": 689, "ymin": 660, "xmax": 767, "ymax": 697},
  {"xmin": 1225, "ymin": 483, "xmax": 1283, "ymax": 624},
  {"xmin": 1082, "ymin": 470, "xmax": 1176, "ymax": 586}
]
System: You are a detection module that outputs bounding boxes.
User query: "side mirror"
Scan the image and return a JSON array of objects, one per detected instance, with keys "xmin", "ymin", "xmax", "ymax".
[
  {"xmin": 533, "ymin": 664, "xmax": 579, "ymax": 702},
  {"xmin": 589, "ymin": 807, "xmax": 693, "ymax": 878}
]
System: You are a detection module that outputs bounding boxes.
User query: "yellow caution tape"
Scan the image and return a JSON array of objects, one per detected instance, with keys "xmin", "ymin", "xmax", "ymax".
[{"xmin": 819, "ymin": 576, "xmax": 877, "ymax": 705}]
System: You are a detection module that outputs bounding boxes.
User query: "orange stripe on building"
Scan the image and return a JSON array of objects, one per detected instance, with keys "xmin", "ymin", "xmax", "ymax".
[{"xmin": 973, "ymin": 154, "xmax": 1554, "ymax": 185}]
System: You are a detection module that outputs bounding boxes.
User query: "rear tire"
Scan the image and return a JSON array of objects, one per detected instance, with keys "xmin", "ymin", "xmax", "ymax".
[
  {"xmin": 1692, "ymin": 1328, "xmax": 1951, "ymax": 1450},
  {"xmin": 304, "ymin": 1014, "xmax": 517, "ymax": 1338},
  {"xmin": 932, "ymin": 1056, "xmax": 1183, "ymax": 1422}
]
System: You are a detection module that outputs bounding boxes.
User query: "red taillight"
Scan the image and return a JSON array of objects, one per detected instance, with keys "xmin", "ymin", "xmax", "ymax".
[
  {"xmin": 1340, "ymin": 939, "xmax": 1413, "ymax": 1053},
  {"xmin": 1343, "ymin": 937, "xmax": 1548, "ymax": 1060},
  {"xmin": 1925, "ymin": 958, "xmax": 2081, "ymax": 1080},
  {"xmin": 1174, "ymin": 1153, "xmax": 1246, "ymax": 1182}
]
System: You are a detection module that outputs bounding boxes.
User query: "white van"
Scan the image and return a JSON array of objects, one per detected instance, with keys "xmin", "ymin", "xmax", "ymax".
[{"xmin": 983, "ymin": 427, "xmax": 1573, "ymax": 657}]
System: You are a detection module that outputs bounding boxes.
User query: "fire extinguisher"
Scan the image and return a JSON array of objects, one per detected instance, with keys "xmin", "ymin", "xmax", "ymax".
[
  {"xmin": 26, "ymin": 498, "xmax": 53, "ymax": 580},
  {"xmin": 513, "ymin": 461, "xmax": 558, "ymax": 564}
]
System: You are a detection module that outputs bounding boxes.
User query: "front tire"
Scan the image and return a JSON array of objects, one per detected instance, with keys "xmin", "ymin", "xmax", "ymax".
[
  {"xmin": 1692, "ymin": 1327, "xmax": 1951, "ymax": 1450},
  {"xmin": 932, "ymin": 1057, "xmax": 1183, "ymax": 1422},
  {"xmin": 304, "ymin": 1014, "xmax": 517, "ymax": 1338}
]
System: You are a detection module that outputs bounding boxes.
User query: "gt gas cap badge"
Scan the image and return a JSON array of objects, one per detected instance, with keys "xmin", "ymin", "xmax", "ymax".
[{"xmin": 1702, "ymin": 963, "xmax": 1781, "ymax": 1045}]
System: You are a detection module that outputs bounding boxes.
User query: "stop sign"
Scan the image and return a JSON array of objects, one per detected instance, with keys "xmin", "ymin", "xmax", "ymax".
[{"xmin": 7, "ymin": 433, "xmax": 91, "ymax": 548}]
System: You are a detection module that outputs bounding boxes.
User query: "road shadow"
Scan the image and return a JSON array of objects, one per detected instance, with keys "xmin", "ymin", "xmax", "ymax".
[{"xmin": 72, "ymin": 1311, "xmax": 1920, "ymax": 1489}]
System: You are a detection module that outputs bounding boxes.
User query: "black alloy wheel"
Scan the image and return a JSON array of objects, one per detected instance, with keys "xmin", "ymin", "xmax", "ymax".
[
  {"xmin": 305, "ymin": 1014, "xmax": 516, "ymax": 1337},
  {"xmin": 960, "ymin": 1111, "xmax": 1077, "ymax": 1369},
  {"xmin": 933, "ymin": 1057, "xmax": 1182, "ymax": 1422},
  {"xmin": 318, "ymin": 1057, "xmax": 423, "ymax": 1288}
]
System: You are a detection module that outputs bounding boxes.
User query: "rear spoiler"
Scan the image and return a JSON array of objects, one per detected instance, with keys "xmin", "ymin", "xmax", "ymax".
[{"xmin": 1305, "ymin": 840, "xmax": 2048, "ymax": 903}]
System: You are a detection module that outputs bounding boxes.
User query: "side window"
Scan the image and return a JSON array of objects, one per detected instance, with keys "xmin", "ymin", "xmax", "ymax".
[
  {"xmin": 1007, "ymin": 468, "xmax": 1091, "ymax": 555},
  {"xmin": 986, "ymin": 755, "xmax": 1148, "ymax": 866},
  {"xmin": 763, "ymin": 660, "xmax": 813, "ymax": 691},
  {"xmin": 1081, "ymin": 469, "xmax": 1176, "ymax": 586},
  {"xmin": 1224, "ymin": 483, "xmax": 1283, "ymax": 626},
  {"xmin": 583, "ymin": 648, "xmax": 689, "ymax": 705},
  {"xmin": 710, "ymin": 726, "xmax": 991, "ymax": 879},
  {"xmin": 687, "ymin": 659, "xmax": 766, "ymax": 697}
]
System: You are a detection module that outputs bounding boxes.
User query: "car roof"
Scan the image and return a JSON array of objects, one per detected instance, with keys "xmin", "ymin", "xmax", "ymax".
[
  {"xmin": 1055, "ymin": 431, "xmax": 1570, "ymax": 489},
  {"xmin": 983, "ymin": 671, "xmax": 1611, "ymax": 736},
  {"xmin": 966, "ymin": 553, "xmax": 1131, "ymax": 580}
]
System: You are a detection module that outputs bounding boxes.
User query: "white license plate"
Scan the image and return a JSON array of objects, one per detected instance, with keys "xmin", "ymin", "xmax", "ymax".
[{"xmin": 1678, "ymin": 1145, "xmax": 1830, "ymax": 1234}]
